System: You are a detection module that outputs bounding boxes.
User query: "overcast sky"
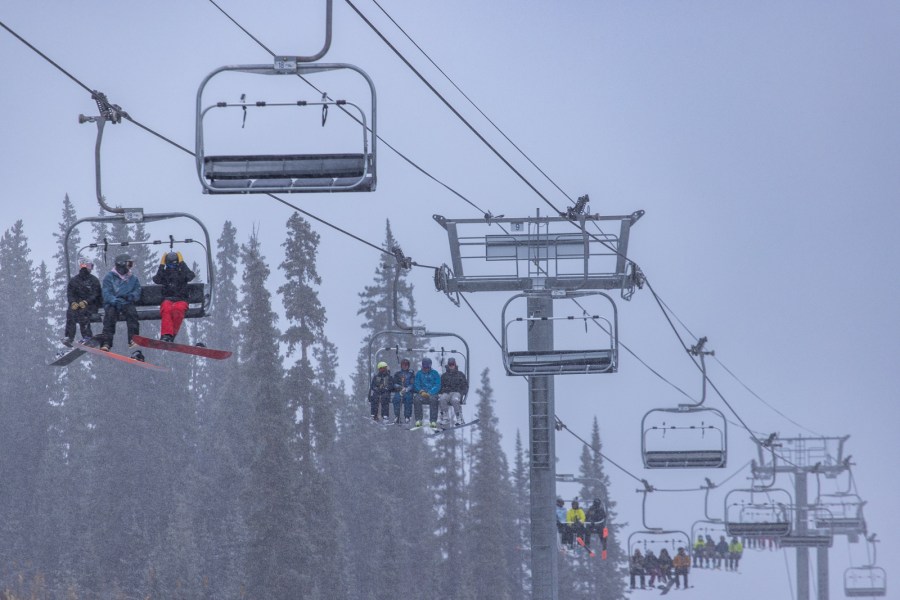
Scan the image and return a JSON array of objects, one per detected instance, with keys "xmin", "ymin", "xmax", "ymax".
[{"xmin": 2, "ymin": 1, "xmax": 898, "ymax": 597}]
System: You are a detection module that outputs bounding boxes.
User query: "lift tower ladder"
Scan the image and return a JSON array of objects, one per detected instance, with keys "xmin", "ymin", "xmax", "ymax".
[{"xmin": 434, "ymin": 207, "xmax": 642, "ymax": 600}]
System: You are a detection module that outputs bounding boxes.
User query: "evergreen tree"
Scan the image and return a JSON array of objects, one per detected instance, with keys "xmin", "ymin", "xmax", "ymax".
[
  {"xmin": 466, "ymin": 368, "xmax": 522, "ymax": 600},
  {"xmin": 566, "ymin": 417, "xmax": 629, "ymax": 599},
  {"xmin": 512, "ymin": 429, "xmax": 532, "ymax": 594},
  {"xmin": 0, "ymin": 221, "xmax": 53, "ymax": 565},
  {"xmin": 237, "ymin": 231, "xmax": 302, "ymax": 598}
]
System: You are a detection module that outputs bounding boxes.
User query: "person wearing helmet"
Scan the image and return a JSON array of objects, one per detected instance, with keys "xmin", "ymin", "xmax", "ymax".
[
  {"xmin": 151, "ymin": 250, "xmax": 196, "ymax": 343},
  {"xmin": 566, "ymin": 499, "xmax": 587, "ymax": 548},
  {"xmin": 413, "ymin": 357, "xmax": 441, "ymax": 428},
  {"xmin": 391, "ymin": 358, "xmax": 415, "ymax": 425},
  {"xmin": 98, "ymin": 254, "xmax": 141, "ymax": 353},
  {"xmin": 61, "ymin": 259, "xmax": 102, "ymax": 347},
  {"xmin": 556, "ymin": 498, "xmax": 570, "ymax": 546},
  {"xmin": 368, "ymin": 361, "xmax": 393, "ymax": 422},
  {"xmin": 437, "ymin": 356, "xmax": 468, "ymax": 428},
  {"xmin": 585, "ymin": 498, "xmax": 609, "ymax": 559}
]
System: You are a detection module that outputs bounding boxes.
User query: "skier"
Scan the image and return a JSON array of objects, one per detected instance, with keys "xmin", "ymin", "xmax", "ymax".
[
  {"xmin": 584, "ymin": 498, "xmax": 608, "ymax": 559},
  {"xmin": 368, "ymin": 361, "xmax": 393, "ymax": 422},
  {"xmin": 566, "ymin": 499, "xmax": 587, "ymax": 548},
  {"xmin": 728, "ymin": 536, "xmax": 743, "ymax": 571},
  {"xmin": 413, "ymin": 357, "xmax": 441, "ymax": 428},
  {"xmin": 437, "ymin": 356, "xmax": 468, "ymax": 427},
  {"xmin": 645, "ymin": 549, "xmax": 661, "ymax": 588},
  {"xmin": 62, "ymin": 259, "xmax": 101, "ymax": 346},
  {"xmin": 98, "ymin": 254, "xmax": 141, "ymax": 354},
  {"xmin": 672, "ymin": 546, "xmax": 691, "ymax": 589},
  {"xmin": 555, "ymin": 498, "xmax": 571, "ymax": 546},
  {"xmin": 392, "ymin": 358, "xmax": 415, "ymax": 424},
  {"xmin": 151, "ymin": 251, "xmax": 195, "ymax": 342},
  {"xmin": 715, "ymin": 535, "xmax": 729, "ymax": 569}
]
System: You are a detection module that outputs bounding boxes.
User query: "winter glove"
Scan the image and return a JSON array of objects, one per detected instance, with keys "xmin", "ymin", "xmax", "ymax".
[
  {"xmin": 77, "ymin": 300, "xmax": 88, "ymax": 309},
  {"xmin": 70, "ymin": 302, "xmax": 80, "ymax": 311},
  {"xmin": 419, "ymin": 391, "xmax": 430, "ymax": 398}
]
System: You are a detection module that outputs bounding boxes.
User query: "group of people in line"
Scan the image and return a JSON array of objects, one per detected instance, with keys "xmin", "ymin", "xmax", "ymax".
[
  {"xmin": 629, "ymin": 547, "xmax": 691, "ymax": 590},
  {"xmin": 368, "ymin": 356, "xmax": 468, "ymax": 428},
  {"xmin": 63, "ymin": 252, "xmax": 195, "ymax": 356},
  {"xmin": 693, "ymin": 534, "xmax": 744, "ymax": 571},
  {"xmin": 555, "ymin": 498, "xmax": 609, "ymax": 560}
]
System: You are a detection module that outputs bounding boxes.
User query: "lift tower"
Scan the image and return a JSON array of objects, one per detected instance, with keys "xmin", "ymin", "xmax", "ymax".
[
  {"xmin": 752, "ymin": 435, "xmax": 854, "ymax": 600},
  {"xmin": 435, "ymin": 206, "xmax": 643, "ymax": 599}
]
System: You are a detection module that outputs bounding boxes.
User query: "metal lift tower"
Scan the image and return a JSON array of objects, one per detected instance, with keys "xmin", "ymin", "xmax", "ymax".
[
  {"xmin": 753, "ymin": 435, "xmax": 857, "ymax": 600},
  {"xmin": 434, "ymin": 206, "xmax": 643, "ymax": 600}
]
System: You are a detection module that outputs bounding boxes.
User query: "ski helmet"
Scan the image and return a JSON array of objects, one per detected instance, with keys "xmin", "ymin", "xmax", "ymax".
[
  {"xmin": 421, "ymin": 357, "xmax": 432, "ymax": 368},
  {"xmin": 78, "ymin": 259, "xmax": 94, "ymax": 271},
  {"xmin": 400, "ymin": 358, "xmax": 410, "ymax": 367},
  {"xmin": 114, "ymin": 254, "xmax": 133, "ymax": 268},
  {"xmin": 377, "ymin": 361, "xmax": 388, "ymax": 370},
  {"xmin": 165, "ymin": 251, "xmax": 179, "ymax": 264}
]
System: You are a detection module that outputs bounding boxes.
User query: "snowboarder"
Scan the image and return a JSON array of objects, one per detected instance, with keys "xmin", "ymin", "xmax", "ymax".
[
  {"xmin": 151, "ymin": 250, "xmax": 195, "ymax": 342},
  {"xmin": 413, "ymin": 357, "xmax": 441, "ymax": 428},
  {"xmin": 62, "ymin": 259, "xmax": 101, "ymax": 346},
  {"xmin": 368, "ymin": 361, "xmax": 393, "ymax": 422},
  {"xmin": 555, "ymin": 498, "xmax": 571, "ymax": 546},
  {"xmin": 437, "ymin": 356, "xmax": 468, "ymax": 427},
  {"xmin": 98, "ymin": 254, "xmax": 141, "ymax": 354},
  {"xmin": 658, "ymin": 548, "xmax": 673, "ymax": 585},
  {"xmin": 392, "ymin": 358, "xmax": 415, "ymax": 424}
]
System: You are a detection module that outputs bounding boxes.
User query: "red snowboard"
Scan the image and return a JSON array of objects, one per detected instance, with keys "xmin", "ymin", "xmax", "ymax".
[
  {"xmin": 132, "ymin": 335, "xmax": 232, "ymax": 360},
  {"xmin": 75, "ymin": 341, "xmax": 168, "ymax": 372}
]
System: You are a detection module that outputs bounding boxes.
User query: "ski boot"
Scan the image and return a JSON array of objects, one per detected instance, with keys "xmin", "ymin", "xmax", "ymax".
[{"xmin": 131, "ymin": 350, "xmax": 146, "ymax": 362}]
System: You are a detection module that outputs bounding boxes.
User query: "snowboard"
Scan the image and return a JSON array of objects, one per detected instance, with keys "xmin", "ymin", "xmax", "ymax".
[
  {"xmin": 660, "ymin": 580, "xmax": 691, "ymax": 595},
  {"xmin": 75, "ymin": 341, "xmax": 168, "ymax": 372},
  {"xmin": 132, "ymin": 335, "xmax": 232, "ymax": 359},
  {"xmin": 49, "ymin": 346, "xmax": 86, "ymax": 367}
]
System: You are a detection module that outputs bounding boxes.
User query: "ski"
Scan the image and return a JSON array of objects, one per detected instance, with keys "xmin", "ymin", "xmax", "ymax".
[
  {"xmin": 132, "ymin": 335, "xmax": 232, "ymax": 360},
  {"xmin": 575, "ymin": 536, "xmax": 595, "ymax": 558},
  {"xmin": 75, "ymin": 341, "xmax": 168, "ymax": 372},
  {"xmin": 431, "ymin": 418, "xmax": 480, "ymax": 434}
]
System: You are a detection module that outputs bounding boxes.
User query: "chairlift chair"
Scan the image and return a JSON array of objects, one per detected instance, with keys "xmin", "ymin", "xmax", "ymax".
[
  {"xmin": 196, "ymin": 58, "xmax": 376, "ymax": 194},
  {"xmin": 73, "ymin": 103, "xmax": 215, "ymax": 323},
  {"xmin": 367, "ymin": 329, "xmax": 470, "ymax": 383},
  {"xmin": 723, "ymin": 488, "xmax": 793, "ymax": 538},
  {"xmin": 814, "ymin": 493, "xmax": 867, "ymax": 537},
  {"xmin": 844, "ymin": 566, "xmax": 887, "ymax": 597},
  {"xmin": 627, "ymin": 529, "xmax": 692, "ymax": 561},
  {"xmin": 500, "ymin": 290, "xmax": 618, "ymax": 376},
  {"xmin": 778, "ymin": 505, "xmax": 834, "ymax": 548},
  {"xmin": 641, "ymin": 407, "xmax": 727, "ymax": 468},
  {"xmin": 641, "ymin": 338, "xmax": 727, "ymax": 468}
]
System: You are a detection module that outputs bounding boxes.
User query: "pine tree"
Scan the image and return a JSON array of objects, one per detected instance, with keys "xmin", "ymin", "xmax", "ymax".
[
  {"xmin": 512, "ymin": 429, "xmax": 532, "ymax": 594},
  {"xmin": 466, "ymin": 368, "xmax": 522, "ymax": 600},
  {"xmin": 0, "ymin": 221, "xmax": 53, "ymax": 565},
  {"xmin": 237, "ymin": 231, "xmax": 302, "ymax": 598},
  {"xmin": 566, "ymin": 417, "xmax": 629, "ymax": 599},
  {"xmin": 278, "ymin": 212, "xmax": 348, "ymax": 597}
]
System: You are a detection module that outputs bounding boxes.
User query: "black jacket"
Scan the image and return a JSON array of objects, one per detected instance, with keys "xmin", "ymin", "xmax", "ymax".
[
  {"xmin": 152, "ymin": 262, "xmax": 196, "ymax": 302},
  {"xmin": 439, "ymin": 369, "xmax": 469, "ymax": 395},
  {"xmin": 67, "ymin": 269, "xmax": 102, "ymax": 310}
]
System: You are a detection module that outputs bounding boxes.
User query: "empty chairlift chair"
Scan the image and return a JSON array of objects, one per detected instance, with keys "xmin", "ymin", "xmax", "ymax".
[{"xmin": 196, "ymin": 58, "xmax": 377, "ymax": 194}]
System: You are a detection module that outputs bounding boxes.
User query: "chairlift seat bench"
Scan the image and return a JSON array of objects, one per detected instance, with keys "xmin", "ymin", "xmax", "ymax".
[
  {"xmin": 644, "ymin": 450, "xmax": 726, "ymax": 469},
  {"xmin": 203, "ymin": 153, "xmax": 374, "ymax": 192},
  {"xmin": 506, "ymin": 349, "xmax": 615, "ymax": 375},
  {"xmin": 89, "ymin": 283, "xmax": 207, "ymax": 322}
]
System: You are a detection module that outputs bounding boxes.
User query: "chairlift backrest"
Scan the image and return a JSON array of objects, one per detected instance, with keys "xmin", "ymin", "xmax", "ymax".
[
  {"xmin": 641, "ymin": 406, "xmax": 727, "ymax": 469},
  {"xmin": 501, "ymin": 290, "xmax": 618, "ymax": 376},
  {"xmin": 196, "ymin": 60, "xmax": 376, "ymax": 194}
]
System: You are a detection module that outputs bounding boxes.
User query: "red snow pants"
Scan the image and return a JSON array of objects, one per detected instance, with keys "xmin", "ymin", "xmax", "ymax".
[{"xmin": 160, "ymin": 300, "xmax": 188, "ymax": 338}]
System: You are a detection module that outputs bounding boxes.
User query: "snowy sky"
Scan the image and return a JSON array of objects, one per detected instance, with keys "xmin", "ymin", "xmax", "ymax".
[{"xmin": 2, "ymin": 1, "xmax": 899, "ymax": 597}]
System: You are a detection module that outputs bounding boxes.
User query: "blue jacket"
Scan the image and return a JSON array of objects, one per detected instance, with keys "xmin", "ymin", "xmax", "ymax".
[
  {"xmin": 102, "ymin": 270, "xmax": 141, "ymax": 308},
  {"xmin": 392, "ymin": 369, "xmax": 415, "ymax": 396},
  {"xmin": 414, "ymin": 368, "xmax": 441, "ymax": 396}
]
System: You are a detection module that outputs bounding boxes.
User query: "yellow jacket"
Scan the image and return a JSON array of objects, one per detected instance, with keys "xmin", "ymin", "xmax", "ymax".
[{"xmin": 566, "ymin": 508, "xmax": 586, "ymax": 524}]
